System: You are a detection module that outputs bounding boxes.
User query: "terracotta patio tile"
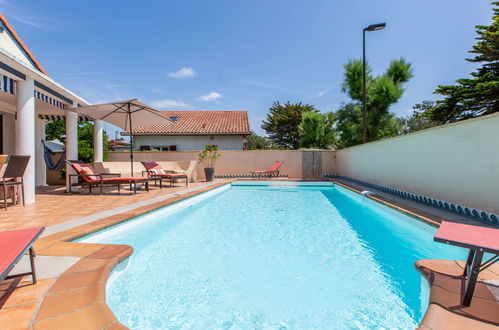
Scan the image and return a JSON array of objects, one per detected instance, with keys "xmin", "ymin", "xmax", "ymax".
[
  {"xmin": 85, "ymin": 244, "xmax": 133, "ymax": 261},
  {"xmin": 416, "ymin": 259, "xmax": 499, "ymax": 281},
  {"xmin": 48, "ymin": 268, "xmax": 108, "ymax": 293},
  {"xmin": 41, "ymin": 231, "xmax": 84, "ymax": 242},
  {"xmin": 103, "ymin": 320, "xmax": 128, "ymax": 329},
  {"xmin": 1, "ymin": 278, "xmax": 55, "ymax": 308},
  {"xmin": 65, "ymin": 258, "xmax": 112, "ymax": 274},
  {"xmin": 37, "ymin": 242, "xmax": 105, "ymax": 257},
  {"xmin": 0, "ymin": 303, "xmax": 38, "ymax": 330},
  {"xmin": 420, "ymin": 304, "xmax": 498, "ymax": 330},
  {"xmin": 35, "ymin": 282, "xmax": 105, "ymax": 320},
  {"xmin": 32, "ymin": 240, "xmax": 56, "ymax": 250},
  {"xmin": 0, "ymin": 182, "xmax": 215, "ymax": 228},
  {"xmin": 33, "ymin": 302, "xmax": 116, "ymax": 330},
  {"xmin": 76, "ymin": 223, "xmax": 107, "ymax": 232}
]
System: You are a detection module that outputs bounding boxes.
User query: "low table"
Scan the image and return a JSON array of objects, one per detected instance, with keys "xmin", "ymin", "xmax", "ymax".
[
  {"xmin": 160, "ymin": 173, "xmax": 188, "ymax": 188},
  {"xmin": 434, "ymin": 221, "xmax": 499, "ymax": 306}
]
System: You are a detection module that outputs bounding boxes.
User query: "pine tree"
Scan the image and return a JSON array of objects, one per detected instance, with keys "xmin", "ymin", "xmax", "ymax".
[
  {"xmin": 421, "ymin": 2, "xmax": 499, "ymax": 123},
  {"xmin": 262, "ymin": 101, "xmax": 318, "ymax": 149}
]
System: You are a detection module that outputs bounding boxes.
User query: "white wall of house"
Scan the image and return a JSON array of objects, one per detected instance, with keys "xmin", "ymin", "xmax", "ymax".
[
  {"xmin": 133, "ymin": 135, "xmax": 246, "ymax": 151},
  {"xmin": 0, "ymin": 30, "xmax": 37, "ymax": 70}
]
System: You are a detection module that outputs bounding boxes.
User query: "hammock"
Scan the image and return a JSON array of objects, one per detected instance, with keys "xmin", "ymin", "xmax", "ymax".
[{"xmin": 42, "ymin": 141, "xmax": 66, "ymax": 171}]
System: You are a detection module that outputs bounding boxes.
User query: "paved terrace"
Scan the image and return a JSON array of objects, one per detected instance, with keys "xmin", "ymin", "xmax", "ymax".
[
  {"xmin": 0, "ymin": 179, "xmax": 497, "ymax": 329},
  {"xmin": 0, "ymin": 183, "xmax": 221, "ymax": 231}
]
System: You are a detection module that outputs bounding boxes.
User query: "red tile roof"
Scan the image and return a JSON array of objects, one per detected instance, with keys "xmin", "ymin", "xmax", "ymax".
[
  {"xmin": 126, "ymin": 110, "xmax": 251, "ymax": 135},
  {"xmin": 0, "ymin": 14, "xmax": 47, "ymax": 74}
]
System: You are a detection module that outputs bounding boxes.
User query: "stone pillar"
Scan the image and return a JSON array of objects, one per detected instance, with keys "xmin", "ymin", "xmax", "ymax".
[
  {"xmin": 35, "ymin": 116, "xmax": 46, "ymax": 186},
  {"xmin": 65, "ymin": 102, "xmax": 78, "ymax": 192},
  {"xmin": 93, "ymin": 119, "xmax": 103, "ymax": 163},
  {"xmin": 15, "ymin": 78, "xmax": 36, "ymax": 204}
]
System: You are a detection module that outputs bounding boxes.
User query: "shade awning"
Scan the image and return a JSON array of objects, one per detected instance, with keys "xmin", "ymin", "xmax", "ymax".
[{"xmin": 74, "ymin": 99, "xmax": 171, "ymax": 129}]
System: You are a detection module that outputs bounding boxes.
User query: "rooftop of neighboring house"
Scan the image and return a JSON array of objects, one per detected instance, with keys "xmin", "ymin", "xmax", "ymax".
[{"xmin": 124, "ymin": 110, "xmax": 251, "ymax": 136}]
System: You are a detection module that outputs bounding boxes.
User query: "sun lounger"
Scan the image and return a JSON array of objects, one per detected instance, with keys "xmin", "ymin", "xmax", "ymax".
[
  {"xmin": 141, "ymin": 162, "xmax": 188, "ymax": 188},
  {"xmin": 66, "ymin": 160, "xmax": 149, "ymax": 194},
  {"xmin": 250, "ymin": 161, "xmax": 284, "ymax": 179},
  {"xmin": 0, "ymin": 227, "xmax": 44, "ymax": 286}
]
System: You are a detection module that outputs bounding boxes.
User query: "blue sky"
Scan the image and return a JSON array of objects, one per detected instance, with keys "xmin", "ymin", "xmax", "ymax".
[{"xmin": 1, "ymin": 0, "xmax": 493, "ymax": 136}]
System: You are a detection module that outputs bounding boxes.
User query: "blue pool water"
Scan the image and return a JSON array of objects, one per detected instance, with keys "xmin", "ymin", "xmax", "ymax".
[{"xmin": 79, "ymin": 182, "xmax": 466, "ymax": 329}]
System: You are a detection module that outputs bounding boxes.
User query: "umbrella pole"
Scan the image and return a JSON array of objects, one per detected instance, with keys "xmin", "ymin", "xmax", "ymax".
[{"xmin": 128, "ymin": 104, "xmax": 134, "ymax": 178}]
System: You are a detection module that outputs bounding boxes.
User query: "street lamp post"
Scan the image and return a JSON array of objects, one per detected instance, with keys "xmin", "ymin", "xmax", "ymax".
[{"xmin": 362, "ymin": 22, "xmax": 386, "ymax": 143}]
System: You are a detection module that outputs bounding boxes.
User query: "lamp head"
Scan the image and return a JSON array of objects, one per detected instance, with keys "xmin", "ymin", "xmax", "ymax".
[{"xmin": 364, "ymin": 23, "xmax": 386, "ymax": 32}]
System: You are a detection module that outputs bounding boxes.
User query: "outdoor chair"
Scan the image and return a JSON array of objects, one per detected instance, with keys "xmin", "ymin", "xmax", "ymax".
[
  {"xmin": 0, "ymin": 227, "xmax": 45, "ymax": 304},
  {"xmin": 1, "ymin": 155, "xmax": 30, "ymax": 210},
  {"xmin": 141, "ymin": 162, "xmax": 188, "ymax": 188},
  {"xmin": 66, "ymin": 160, "xmax": 149, "ymax": 194},
  {"xmin": 250, "ymin": 161, "xmax": 284, "ymax": 179}
]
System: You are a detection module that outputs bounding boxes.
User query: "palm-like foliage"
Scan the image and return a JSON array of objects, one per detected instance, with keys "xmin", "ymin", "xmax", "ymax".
[
  {"xmin": 338, "ymin": 58, "xmax": 412, "ymax": 144},
  {"xmin": 298, "ymin": 112, "xmax": 336, "ymax": 149}
]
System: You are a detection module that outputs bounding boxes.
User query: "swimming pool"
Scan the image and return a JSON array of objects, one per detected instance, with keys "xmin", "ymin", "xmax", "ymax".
[{"xmin": 78, "ymin": 181, "xmax": 466, "ymax": 328}]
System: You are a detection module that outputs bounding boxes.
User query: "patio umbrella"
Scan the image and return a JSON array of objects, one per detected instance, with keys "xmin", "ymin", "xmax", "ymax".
[{"xmin": 75, "ymin": 99, "xmax": 171, "ymax": 176}]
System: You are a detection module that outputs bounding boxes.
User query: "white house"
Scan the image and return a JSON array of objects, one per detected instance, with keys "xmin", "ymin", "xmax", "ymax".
[
  {"xmin": 128, "ymin": 110, "xmax": 251, "ymax": 151},
  {"xmin": 0, "ymin": 14, "xmax": 105, "ymax": 203}
]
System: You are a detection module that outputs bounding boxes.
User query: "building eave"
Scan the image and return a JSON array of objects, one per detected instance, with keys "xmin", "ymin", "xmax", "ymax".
[
  {"xmin": 0, "ymin": 48, "xmax": 90, "ymax": 106},
  {"xmin": 0, "ymin": 13, "xmax": 47, "ymax": 74}
]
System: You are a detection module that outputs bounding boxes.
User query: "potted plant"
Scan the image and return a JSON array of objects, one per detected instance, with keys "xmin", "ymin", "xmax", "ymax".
[{"xmin": 198, "ymin": 144, "xmax": 220, "ymax": 181}]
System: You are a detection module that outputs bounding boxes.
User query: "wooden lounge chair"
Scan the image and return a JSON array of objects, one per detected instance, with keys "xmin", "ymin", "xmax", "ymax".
[
  {"xmin": 1, "ymin": 155, "xmax": 30, "ymax": 210},
  {"xmin": 66, "ymin": 160, "xmax": 149, "ymax": 194},
  {"xmin": 141, "ymin": 162, "xmax": 188, "ymax": 188},
  {"xmin": 250, "ymin": 161, "xmax": 284, "ymax": 179},
  {"xmin": 0, "ymin": 227, "xmax": 44, "ymax": 291}
]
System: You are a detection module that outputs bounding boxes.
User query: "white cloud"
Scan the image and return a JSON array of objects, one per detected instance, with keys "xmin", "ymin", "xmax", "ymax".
[
  {"xmin": 198, "ymin": 92, "xmax": 222, "ymax": 102},
  {"xmin": 313, "ymin": 86, "xmax": 335, "ymax": 99},
  {"xmin": 232, "ymin": 79, "xmax": 305, "ymax": 95},
  {"xmin": 149, "ymin": 99, "xmax": 191, "ymax": 109},
  {"xmin": 9, "ymin": 15, "xmax": 45, "ymax": 28},
  {"xmin": 151, "ymin": 88, "xmax": 165, "ymax": 95},
  {"xmin": 167, "ymin": 67, "xmax": 197, "ymax": 79}
]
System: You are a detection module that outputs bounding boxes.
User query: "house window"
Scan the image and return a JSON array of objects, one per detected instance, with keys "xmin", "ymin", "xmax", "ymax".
[
  {"xmin": 169, "ymin": 145, "xmax": 177, "ymax": 151},
  {"xmin": 140, "ymin": 145, "xmax": 151, "ymax": 151}
]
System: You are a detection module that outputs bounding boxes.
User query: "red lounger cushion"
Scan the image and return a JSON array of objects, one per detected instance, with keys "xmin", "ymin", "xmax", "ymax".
[
  {"xmin": 156, "ymin": 173, "xmax": 187, "ymax": 178},
  {"xmin": 251, "ymin": 162, "xmax": 283, "ymax": 174},
  {"xmin": 87, "ymin": 177, "xmax": 148, "ymax": 183},
  {"xmin": 0, "ymin": 227, "xmax": 44, "ymax": 280},
  {"xmin": 142, "ymin": 162, "xmax": 167, "ymax": 176},
  {"xmin": 71, "ymin": 163, "xmax": 100, "ymax": 181}
]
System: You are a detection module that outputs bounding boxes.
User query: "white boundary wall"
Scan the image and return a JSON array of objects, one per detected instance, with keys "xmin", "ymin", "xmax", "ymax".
[{"xmin": 335, "ymin": 113, "xmax": 499, "ymax": 214}]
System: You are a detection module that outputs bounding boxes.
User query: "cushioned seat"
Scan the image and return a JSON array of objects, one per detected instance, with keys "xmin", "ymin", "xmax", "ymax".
[
  {"xmin": 67, "ymin": 160, "xmax": 149, "ymax": 195},
  {"xmin": 141, "ymin": 162, "xmax": 188, "ymax": 188}
]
